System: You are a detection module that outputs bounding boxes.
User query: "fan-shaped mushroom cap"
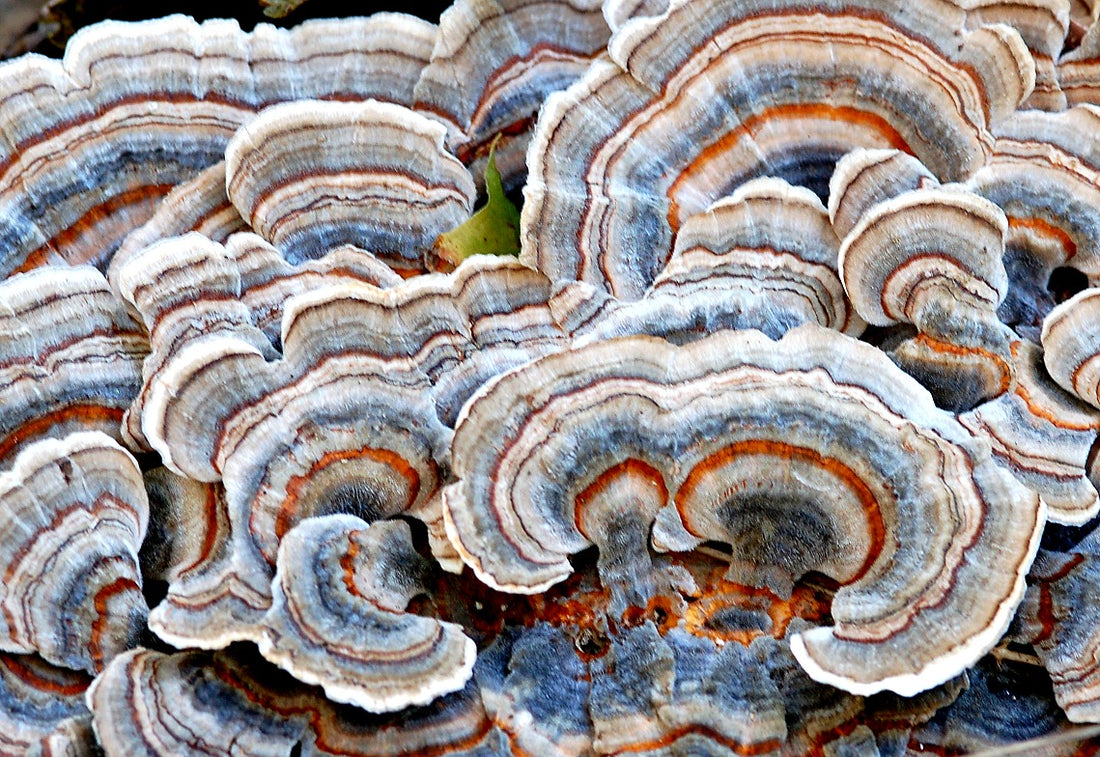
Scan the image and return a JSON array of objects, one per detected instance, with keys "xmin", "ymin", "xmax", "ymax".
[
  {"xmin": 413, "ymin": 0, "xmax": 610, "ymax": 186},
  {"xmin": 521, "ymin": 0, "xmax": 1034, "ymax": 299},
  {"xmin": 88, "ymin": 648, "xmax": 307, "ymax": 756},
  {"xmin": 0, "ymin": 432, "xmax": 147, "ymax": 674},
  {"xmin": 0, "ymin": 267, "xmax": 146, "ymax": 462},
  {"xmin": 0, "ymin": 14, "xmax": 437, "ymax": 277},
  {"xmin": 967, "ymin": 106, "xmax": 1100, "ymax": 338},
  {"xmin": 91, "ymin": 645, "xmax": 509, "ymax": 756},
  {"xmin": 961, "ymin": 0, "xmax": 1070, "ymax": 110},
  {"xmin": 833, "ymin": 150, "xmax": 1016, "ymax": 410},
  {"xmin": 225, "ymin": 234, "xmax": 402, "ymax": 345},
  {"xmin": 0, "ymin": 653, "xmax": 92, "ymax": 755},
  {"xmin": 225, "ymin": 100, "xmax": 476, "ymax": 273},
  {"xmin": 554, "ymin": 178, "xmax": 863, "ymax": 344},
  {"xmin": 1042, "ymin": 288, "xmax": 1100, "ymax": 409},
  {"xmin": 443, "ymin": 326, "xmax": 1044, "ymax": 695},
  {"xmin": 960, "ymin": 341, "xmax": 1100, "ymax": 525},
  {"xmin": 115, "ymin": 233, "xmax": 278, "ymax": 450},
  {"xmin": 139, "ymin": 257, "xmax": 566, "ymax": 646},
  {"xmin": 258, "ymin": 515, "xmax": 475, "ymax": 712},
  {"xmin": 827, "ymin": 148, "xmax": 940, "ymax": 240},
  {"xmin": 106, "ymin": 162, "xmax": 247, "ymax": 292}
]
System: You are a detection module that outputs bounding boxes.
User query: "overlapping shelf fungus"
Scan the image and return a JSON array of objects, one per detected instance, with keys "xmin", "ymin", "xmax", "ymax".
[{"xmin": 5, "ymin": 0, "xmax": 1100, "ymax": 753}]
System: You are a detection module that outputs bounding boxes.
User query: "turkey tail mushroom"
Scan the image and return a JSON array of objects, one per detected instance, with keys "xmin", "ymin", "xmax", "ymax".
[{"xmin": 442, "ymin": 325, "xmax": 1044, "ymax": 696}]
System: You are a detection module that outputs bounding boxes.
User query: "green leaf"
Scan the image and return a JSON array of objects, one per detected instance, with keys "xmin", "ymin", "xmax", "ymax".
[{"xmin": 433, "ymin": 137, "xmax": 521, "ymax": 269}]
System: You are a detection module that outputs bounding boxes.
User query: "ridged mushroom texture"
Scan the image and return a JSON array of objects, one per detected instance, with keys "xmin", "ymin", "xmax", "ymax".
[
  {"xmin": 0, "ymin": 652, "xmax": 94, "ymax": 755},
  {"xmin": 830, "ymin": 148, "xmax": 1019, "ymax": 412},
  {"xmin": 1014, "ymin": 524, "xmax": 1100, "ymax": 724},
  {"xmin": 412, "ymin": 0, "xmax": 611, "ymax": 187},
  {"xmin": 0, "ymin": 433, "xmax": 147, "ymax": 675},
  {"xmin": 0, "ymin": 14, "xmax": 438, "ymax": 277},
  {"xmin": 549, "ymin": 177, "xmax": 864, "ymax": 346},
  {"xmin": 443, "ymin": 326, "xmax": 1045, "ymax": 696},
  {"xmin": 224, "ymin": 100, "xmax": 477, "ymax": 274},
  {"xmin": 11, "ymin": 0, "xmax": 1100, "ymax": 751},
  {"xmin": 966, "ymin": 105, "xmax": 1100, "ymax": 341},
  {"xmin": 257, "ymin": 515, "xmax": 476, "ymax": 712},
  {"xmin": 521, "ymin": 0, "xmax": 1035, "ymax": 300},
  {"xmin": 130, "ymin": 255, "xmax": 567, "ymax": 648},
  {"xmin": 1043, "ymin": 288, "xmax": 1100, "ymax": 409}
]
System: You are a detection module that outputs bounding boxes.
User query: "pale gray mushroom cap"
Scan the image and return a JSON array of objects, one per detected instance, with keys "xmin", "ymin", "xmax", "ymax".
[
  {"xmin": 552, "ymin": 178, "xmax": 864, "ymax": 345},
  {"xmin": 0, "ymin": 267, "xmax": 146, "ymax": 463},
  {"xmin": 413, "ymin": 0, "xmax": 610, "ymax": 187},
  {"xmin": 1042, "ymin": 288, "xmax": 1100, "ymax": 409},
  {"xmin": 832, "ymin": 148, "xmax": 1018, "ymax": 411}
]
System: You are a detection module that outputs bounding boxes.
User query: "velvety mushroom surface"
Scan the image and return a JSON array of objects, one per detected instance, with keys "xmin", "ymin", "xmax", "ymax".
[
  {"xmin": 9, "ymin": 0, "xmax": 1100, "ymax": 752},
  {"xmin": 443, "ymin": 326, "xmax": 1044, "ymax": 696},
  {"xmin": 522, "ymin": 0, "xmax": 1034, "ymax": 299}
]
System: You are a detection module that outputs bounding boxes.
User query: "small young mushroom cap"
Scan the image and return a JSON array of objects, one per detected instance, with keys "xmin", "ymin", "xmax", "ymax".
[
  {"xmin": 1058, "ymin": 18, "xmax": 1100, "ymax": 105},
  {"xmin": 522, "ymin": 0, "xmax": 1034, "ymax": 298},
  {"xmin": 834, "ymin": 152, "xmax": 1017, "ymax": 410},
  {"xmin": 827, "ymin": 148, "xmax": 939, "ymax": 241},
  {"xmin": 554, "ymin": 178, "xmax": 863, "ymax": 344},
  {"xmin": 0, "ymin": 14, "xmax": 439, "ymax": 277},
  {"xmin": 1042, "ymin": 288, "xmax": 1100, "ymax": 409},
  {"xmin": 224, "ymin": 99, "xmax": 476, "ymax": 273},
  {"xmin": 227, "ymin": 234, "xmax": 402, "ymax": 346},
  {"xmin": 960, "ymin": 341, "xmax": 1100, "ymax": 525},
  {"xmin": 0, "ymin": 267, "xmax": 146, "ymax": 463},
  {"xmin": 258, "ymin": 514, "xmax": 476, "ymax": 712},
  {"xmin": 0, "ymin": 653, "xmax": 92, "ymax": 755},
  {"xmin": 443, "ymin": 325, "xmax": 1044, "ymax": 695},
  {"xmin": 959, "ymin": 0, "xmax": 1070, "ymax": 110},
  {"xmin": 412, "ymin": 0, "xmax": 610, "ymax": 186},
  {"xmin": 0, "ymin": 432, "xmax": 147, "ymax": 674}
]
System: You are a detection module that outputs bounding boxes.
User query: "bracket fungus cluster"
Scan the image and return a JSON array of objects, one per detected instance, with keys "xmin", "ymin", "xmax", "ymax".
[{"xmin": 9, "ymin": 0, "xmax": 1100, "ymax": 753}]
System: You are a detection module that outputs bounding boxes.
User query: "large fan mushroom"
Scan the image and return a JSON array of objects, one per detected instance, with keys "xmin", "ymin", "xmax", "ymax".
[
  {"xmin": 443, "ymin": 325, "xmax": 1044, "ymax": 695},
  {"xmin": 522, "ymin": 0, "xmax": 1034, "ymax": 299}
]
